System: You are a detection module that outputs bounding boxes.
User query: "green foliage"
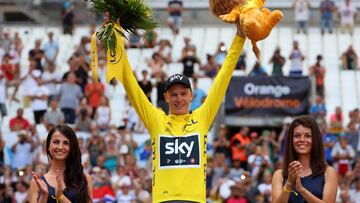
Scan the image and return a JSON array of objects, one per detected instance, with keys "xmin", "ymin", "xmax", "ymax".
[{"xmin": 85, "ymin": 0, "xmax": 158, "ymax": 53}]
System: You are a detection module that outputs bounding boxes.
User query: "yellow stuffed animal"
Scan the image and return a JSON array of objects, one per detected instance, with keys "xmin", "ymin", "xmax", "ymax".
[{"xmin": 210, "ymin": 0, "xmax": 283, "ymax": 59}]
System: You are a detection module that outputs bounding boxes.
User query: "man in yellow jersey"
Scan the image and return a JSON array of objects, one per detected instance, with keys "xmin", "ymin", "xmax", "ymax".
[{"xmin": 118, "ymin": 24, "xmax": 246, "ymax": 202}]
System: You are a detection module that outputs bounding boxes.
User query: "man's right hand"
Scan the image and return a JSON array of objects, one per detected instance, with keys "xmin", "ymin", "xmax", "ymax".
[{"xmin": 236, "ymin": 21, "xmax": 245, "ymax": 38}]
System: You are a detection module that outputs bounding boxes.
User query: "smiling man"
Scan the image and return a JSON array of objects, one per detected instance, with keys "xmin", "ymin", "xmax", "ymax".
[{"xmin": 118, "ymin": 25, "xmax": 246, "ymax": 202}]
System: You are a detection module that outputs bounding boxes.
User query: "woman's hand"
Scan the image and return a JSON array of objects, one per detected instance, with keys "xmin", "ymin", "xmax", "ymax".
[
  {"xmin": 294, "ymin": 175, "xmax": 306, "ymax": 194},
  {"xmin": 287, "ymin": 161, "xmax": 303, "ymax": 185},
  {"xmin": 55, "ymin": 169, "xmax": 64, "ymax": 199},
  {"xmin": 32, "ymin": 171, "xmax": 48, "ymax": 195}
]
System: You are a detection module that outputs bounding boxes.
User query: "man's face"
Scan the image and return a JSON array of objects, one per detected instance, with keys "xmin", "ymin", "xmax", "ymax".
[{"xmin": 164, "ymin": 84, "xmax": 192, "ymax": 115}]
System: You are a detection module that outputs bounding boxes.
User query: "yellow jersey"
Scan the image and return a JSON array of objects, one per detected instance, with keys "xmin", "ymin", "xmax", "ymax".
[{"xmin": 120, "ymin": 35, "xmax": 245, "ymax": 202}]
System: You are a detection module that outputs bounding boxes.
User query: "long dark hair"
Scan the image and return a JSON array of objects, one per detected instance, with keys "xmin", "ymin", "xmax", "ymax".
[
  {"xmin": 47, "ymin": 125, "xmax": 91, "ymax": 203},
  {"xmin": 282, "ymin": 115, "xmax": 327, "ymax": 178}
]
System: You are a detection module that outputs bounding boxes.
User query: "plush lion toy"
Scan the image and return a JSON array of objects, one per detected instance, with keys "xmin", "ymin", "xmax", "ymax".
[{"xmin": 209, "ymin": 0, "xmax": 283, "ymax": 59}]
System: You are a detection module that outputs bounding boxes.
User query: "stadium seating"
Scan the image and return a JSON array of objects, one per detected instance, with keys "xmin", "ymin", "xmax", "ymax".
[{"xmin": 1, "ymin": 25, "xmax": 359, "ymax": 133}]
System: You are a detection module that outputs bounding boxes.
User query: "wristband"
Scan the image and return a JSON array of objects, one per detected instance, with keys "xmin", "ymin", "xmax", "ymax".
[
  {"xmin": 59, "ymin": 194, "xmax": 64, "ymax": 200},
  {"xmin": 283, "ymin": 185, "xmax": 298, "ymax": 196},
  {"xmin": 283, "ymin": 185, "xmax": 291, "ymax": 193}
]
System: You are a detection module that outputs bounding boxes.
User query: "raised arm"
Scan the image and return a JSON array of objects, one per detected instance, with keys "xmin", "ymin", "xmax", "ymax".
[
  {"xmin": 119, "ymin": 53, "xmax": 161, "ymax": 130},
  {"xmin": 197, "ymin": 26, "xmax": 246, "ymax": 129}
]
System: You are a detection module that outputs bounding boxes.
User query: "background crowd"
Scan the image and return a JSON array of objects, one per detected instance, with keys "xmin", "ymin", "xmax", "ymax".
[{"xmin": 0, "ymin": 0, "xmax": 360, "ymax": 202}]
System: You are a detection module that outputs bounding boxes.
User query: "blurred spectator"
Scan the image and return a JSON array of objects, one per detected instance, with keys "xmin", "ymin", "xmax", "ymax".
[
  {"xmin": 0, "ymin": 72, "xmax": 6, "ymax": 119},
  {"xmin": 29, "ymin": 78, "xmax": 49, "ymax": 124},
  {"xmin": 249, "ymin": 61, "xmax": 267, "ymax": 77},
  {"xmin": 212, "ymin": 153, "xmax": 229, "ymax": 189},
  {"xmin": 76, "ymin": 36, "xmax": 91, "ymax": 57},
  {"xmin": 103, "ymin": 137, "xmax": 118, "ymax": 173},
  {"xmin": 74, "ymin": 55, "xmax": 90, "ymax": 92},
  {"xmin": 341, "ymin": 45, "xmax": 359, "ymax": 70},
  {"xmin": 43, "ymin": 99, "xmax": 65, "ymax": 130},
  {"xmin": 111, "ymin": 165, "xmax": 132, "ymax": 190},
  {"xmin": 75, "ymin": 105, "xmax": 93, "ymax": 133},
  {"xmin": 138, "ymin": 70, "xmax": 152, "ymax": 102},
  {"xmin": 9, "ymin": 108, "xmax": 30, "ymax": 131},
  {"xmin": 348, "ymin": 126, "xmax": 360, "ymax": 158},
  {"xmin": 167, "ymin": 0, "xmax": 183, "ymax": 35},
  {"xmin": 347, "ymin": 108, "xmax": 360, "ymax": 134},
  {"xmin": 215, "ymin": 42, "xmax": 227, "ymax": 66},
  {"xmin": 269, "ymin": 47, "xmax": 285, "ymax": 76},
  {"xmin": 154, "ymin": 39, "xmax": 172, "ymax": 63},
  {"xmin": 76, "ymin": 97, "xmax": 93, "ymax": 122},
  {"xmin": 226, "ymin": 184, "xmax": 249, "ymax": 203},
  {"xmin": 236, "ymin": 52, "xmax": 247, "ymax": 71},
  {"xmin": 155, "ymin": 73, "xmax": 168, "ymax": 113},
  {"xmin": 262, "ymin": 130, "xmax": 280, "ymax": 164},
  {"xmin": 338, "ymin": 0, "xmax": 357, "ymax": 35},
  {"xmin": 126, "ymin": 31, "xmax": 141, "ymax": 49},
  {"xmin": 34, "ymin": 140, "xmax": 49, "ymax": 168},
  {"xmin": 293, "ymin": 0, "xmax": 311, "ymax": 34},
  {"xmin": 58, "ymin": 72, "xmax": 83, "ymax": 124},
  {"xmin": 230, "ymin": 127, "xmax": 250, "ymax": 169},
  {"xmin": 143, "ymin": 29, "xmax": 158, "ymax": 48},
  {"xmin": 257, "ymin": 171, "xmax": 272, "ymax": 202},
  {"xmin": 332, "ymin": 134, "xmax": 355, "ymax": 177},
  {"xmin": 247, "ymin": 145, "xmax": 271, "ymax": 177},
  {"xmin": 228, "ymin": 159, "xmax": 244, "ymax": 181},
  {"xmin": 190, "ymin": 78, "xmax": 207, "ymax": 111},
  {"xmin": 0, "ymin": 132, "xmax": 4, "ymax": 166},
  {"xmin": 1, "ymin": 53, "xmax": 16, "ymax": 82},
  {"xmin": 1, "ymin": 32, "xmax": 11, "ymax": 53},
  {"xmin": 183, "ymin": 37, "xmax": 197, "ymax": 55},
  {"xmin": 87, "ymin": 129, "xmax": 105, "ymax": 166},
  {"xmin": 321, "ymin": 122, "xmax": 336, "ymax": 166},
  {"xmin": 349, "ymin": 176, "xmax": 360, "ymax": 202},
  {"xmin": 0, "ymin": 184, "xmax": 13, "ymax": 203},
  {"xmin": 320, "ymin": 0, "xmax": 336, "ymax": 35},
  {"xmin": 43, "ymin": 32, "xmax": 59, "ymax": 65},
  {"xmin": 179, "ymin": 44, "xmax": 201, "ymax": 78},
  {"xmin": 28, "ymin": 39, "xmax": 44, "ymax": 72},
  {"xmin": 278, "ymin": 117, "xmax": 292, "ymax": 157},
  {"xmin": 61, "ymin": 1, "xmax": 75, "ymax": 35},
  {"xmin": 14, "ymin": 181, "xmax": 28, "ymax": 202},
  {"xmin": 148, "ymin": 52, "xmax": 165, "ymax": 79},
  {"xmin": 201, "ymin": 54, "xmax": 219, "ymax": 78},
  {"xmin": 41, "ymin": 62, "xmax": 62, "ymax": 102},
  {"xmin": 95, "ymin": 96, "xmax": 111, "ymax": 131},
  {"xmin": 11, "ymin": 131, "xmax": 35, "ymax": 170},
  {"xmin": 309, "ymin": 55, "xmax": 326, "ymax": 97},
  {"xmin": 330, "ymin": 106, "xmax": 344, "ymax": 134},
  {"xmin": 85, "ymin": 76, "xmax": 105, "ymax": 117},
  {"xmin": 20, "ymin": 60, "xmax": 41, "ymax": 107},
  {"xmin": 213, "ymin": 124, "xmax": 231, "ymax": 161},
  {"xmin": 13, "ymin": 32, "xmax": 23, "ymax": 56},
  {"xmin": 310, "ymin": 95, "xmax": 327, "ymax": 123},
  {"xmin": 115, "ymin": 181, "xmax": 136, "ymax": 202},
  {"xmin": 92, "ymin": 167, "xmax": 116, "ymax": 202},
  {"xmin": 289, "ymin": 40, "xmax": 305, "ymax": 76}
]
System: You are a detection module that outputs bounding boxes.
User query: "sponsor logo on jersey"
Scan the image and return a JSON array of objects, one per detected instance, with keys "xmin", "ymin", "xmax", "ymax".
[{"xmin": 159, "ymin": 134, "xmax": 200, "ymax": 169}]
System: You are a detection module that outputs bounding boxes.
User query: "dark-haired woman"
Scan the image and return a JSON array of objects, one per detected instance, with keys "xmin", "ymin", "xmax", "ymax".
[
  {"xmin": 272, "ymin": 115, "xmax": 338, "ymax": 203},
  {"xmin": 28, "ymin": 125, "xmax": 93, "ymax": 203}
]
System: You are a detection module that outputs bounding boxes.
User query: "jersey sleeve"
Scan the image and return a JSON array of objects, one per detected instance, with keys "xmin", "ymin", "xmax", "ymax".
[
  {"xmin": 196, "ymin": 35, "xmax": 246, "ymax": 129},
  {"xmin": 120, "ymin": 54, "xmax": 162, "ymax": 132}
]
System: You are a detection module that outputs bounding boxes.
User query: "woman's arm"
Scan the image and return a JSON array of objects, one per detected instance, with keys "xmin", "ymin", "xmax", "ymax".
[
  {"xmin": 271, "ymin": 169, "xmax": 291, "ymax": 203},
  {"xmin": 28, "ymin": 177, "xmax": 47, "ymax": 203},
  {"xmin": 85, "ymin": 173, "xmax": 93, "ymax": 203},
  {"xmin": 297, "ymin": 166, "xmax": 338, "ymax": 203}
]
